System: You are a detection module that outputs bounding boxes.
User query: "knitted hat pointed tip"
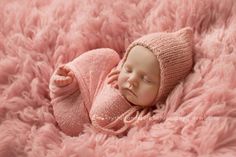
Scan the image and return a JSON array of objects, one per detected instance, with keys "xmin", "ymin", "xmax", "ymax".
[{"xmin": 177, "ymin": 27, "xmax": 193, "ymax": 34}]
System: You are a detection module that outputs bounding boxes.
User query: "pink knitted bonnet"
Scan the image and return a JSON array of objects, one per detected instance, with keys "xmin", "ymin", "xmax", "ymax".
[{"xmin": 121, "ymin": 27, "xmax": 194, "ymax": 104}]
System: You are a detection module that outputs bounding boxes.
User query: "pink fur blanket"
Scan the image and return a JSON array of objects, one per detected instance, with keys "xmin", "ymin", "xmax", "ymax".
[{"xmin": 0, "ymin": 0, "xmax": 236, "ymax": 156}]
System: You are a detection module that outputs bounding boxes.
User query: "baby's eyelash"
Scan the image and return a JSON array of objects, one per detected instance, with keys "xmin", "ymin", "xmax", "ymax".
[
  {"xmin": 124, "ymin": 66, "xmax": 132, "ymax": 72},
  {"xmin": 142, "ymin": 76, "xmax": 151, "ymax": 83}
]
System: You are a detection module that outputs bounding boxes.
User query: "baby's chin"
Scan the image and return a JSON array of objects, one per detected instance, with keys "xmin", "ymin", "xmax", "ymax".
[
  {"xmin": 118, "ymin": 85, "xmax": 142, "ymax": 106},
  {"xmin": 124, "ymin": 94, "xmax": 137, "ymax": 104},
  {"xmin": 121, "ymin": 90, "xmax": 153, "ymax": 107},
  {"xmin": 118, "ymin": 88, "xmax": 135, "ymax": 104},
  {"xmin": 121, "ymin": 92, "xmax": 153, "ymax": 107},
  {"xmin": 119, "ymin": 89, "xmax": 138, "ymax": 105}
]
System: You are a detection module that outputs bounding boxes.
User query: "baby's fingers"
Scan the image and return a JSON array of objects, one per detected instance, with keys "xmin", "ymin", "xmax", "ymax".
[
  {"xmin": 111, "ymin": 82, "xmax": 118, "ymax": 89},
  {"xmin": 57, "ymin": 66, "xmax": 73, "ymax": 77},
  {"xmin": 54, "ymin": 75, "xmax": 72, "ymax": 87},
  {"xmin": 68, "ymin": 71, "xmax": 75, "ymax": 78},
  {"xmin": 57, "ymin": 66, "xmax": 67, "ymax": 76},
  {"xmin": 107, "ymin": 74, "xmax": 119, "ymax": 84},
  {"xmin": 108, "ymin": 69, "xmax": 120, "ymax": 77}
]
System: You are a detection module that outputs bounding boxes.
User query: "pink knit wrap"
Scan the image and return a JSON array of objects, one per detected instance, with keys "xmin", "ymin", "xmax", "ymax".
[
  {"xmin": 90, "ymin": 83, "xmax": 151, "ymax": 135},
  {"xmin": 49, "ymin": 48, "xmax": 121, "ymax": 135}
]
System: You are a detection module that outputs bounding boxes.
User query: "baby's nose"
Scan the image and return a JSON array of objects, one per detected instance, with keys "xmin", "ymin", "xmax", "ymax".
[{"xmin": 128, "ymin": 75, "xmax": 138, "ymax": 87}]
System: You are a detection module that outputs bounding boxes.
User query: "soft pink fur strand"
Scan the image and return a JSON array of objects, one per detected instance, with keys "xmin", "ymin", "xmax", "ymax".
[{"xmin": 0, "ymin": 0, "xmax": 236, "ymax": 156}]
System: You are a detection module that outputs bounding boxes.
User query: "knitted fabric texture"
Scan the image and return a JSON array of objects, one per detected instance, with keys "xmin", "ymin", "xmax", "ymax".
[
  {"xmin": 90, "ymin": 75, "xmax": 153, "ymax": 135},
  {"xmin": 49, "ymin": 48, "xmax": 120, "ymax": 136},
  {"xmin": 90, "ymin": 84, "xmax": 133, "ymax": 135},
  {"xmin": 122, "ymin": 27, "xmax": 193, "ymax": 103}
]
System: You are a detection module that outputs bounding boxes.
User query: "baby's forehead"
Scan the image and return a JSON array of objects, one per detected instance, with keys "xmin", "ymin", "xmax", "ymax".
[
  {"xmin": 125, "ymin": 46, "xmax": 159, "ymax": 67},
  {"xmin": 123, "ymin": 57, "xmax": 160, "ymax": 78}
]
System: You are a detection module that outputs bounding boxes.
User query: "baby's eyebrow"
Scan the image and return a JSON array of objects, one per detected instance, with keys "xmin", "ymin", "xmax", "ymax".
[
  {"xmin": 143, "ymin": 72, "xmax": 158, "ymax": 80},
  {"xmin": 124, "ymin": 64, "xmax": 131, "ymax": 67},
  {"xmin": 139, "ymin": 71, "xmax": 152, "ymax": 79},
  {"xmin": 124, "ymin": 63, "xmax": 157, "ymax": 79},
  {"xmin": 139, "ymin": 71, "xmax": 147, "ymax": 76}
]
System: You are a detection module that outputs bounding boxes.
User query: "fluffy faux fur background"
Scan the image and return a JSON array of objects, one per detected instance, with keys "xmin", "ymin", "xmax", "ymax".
[{"xmin": 0, "ymin": 0, "xmax": 236, "ymax": 156}]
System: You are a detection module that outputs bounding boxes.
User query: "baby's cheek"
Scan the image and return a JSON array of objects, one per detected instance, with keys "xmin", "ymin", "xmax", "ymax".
[
  {"xmin": 117, "ymin": 73, "xmax": 126, "ymax": 85},
  {"xmin": 117, "ymin": 74, "xmax": 124, "ymax": 89},
  {"xmin": 141, "ymin": 86, "xmax": 157, "ymax": 99}
]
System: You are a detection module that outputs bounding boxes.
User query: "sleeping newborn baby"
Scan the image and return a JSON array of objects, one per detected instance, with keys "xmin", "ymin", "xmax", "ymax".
[{"xmin": 49, "ymin": 27, "xmax": 193, "ymax": 136}]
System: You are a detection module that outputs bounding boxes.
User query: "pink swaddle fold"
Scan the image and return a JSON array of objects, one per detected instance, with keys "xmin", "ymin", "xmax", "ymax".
[
  {"xmin": 90, "ymin": 84, "xmax": 152, "ymax": 135},
  {"xmin": 49, "ymin": 48, "xmax": 120, "ymax": 136}
]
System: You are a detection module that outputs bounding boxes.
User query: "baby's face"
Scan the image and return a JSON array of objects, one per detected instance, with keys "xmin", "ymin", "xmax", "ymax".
[{"xmin": 118, "ymin": 45, "xmax": 160, "ymax": 107}]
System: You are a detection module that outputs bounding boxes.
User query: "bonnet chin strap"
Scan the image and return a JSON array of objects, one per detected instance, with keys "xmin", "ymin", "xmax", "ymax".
[{"xmin": 93, "ymin": 106, "xmax": 152, "ymax": 135}]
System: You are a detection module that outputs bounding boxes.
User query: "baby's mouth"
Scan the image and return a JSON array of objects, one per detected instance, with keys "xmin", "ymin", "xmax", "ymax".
[{"xmin": 124, "ymin": 88, "xmax": 136, "ymax": 97}]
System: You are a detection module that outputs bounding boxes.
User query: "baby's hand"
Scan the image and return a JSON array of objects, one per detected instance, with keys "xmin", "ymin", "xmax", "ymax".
[
  {"xmin": 54, "ymin": 65, "xmax": 74, "ymax": 87},
  {"xmin": 107, "ymin": 68, "xmax": 120, "ymax": 88}
]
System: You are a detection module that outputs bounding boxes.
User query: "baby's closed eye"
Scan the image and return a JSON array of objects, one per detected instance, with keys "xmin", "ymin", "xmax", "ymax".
[
  {"xmin": 142, "ymin": 76, "xmax": 152, "ymax": 83},
  {"xmin": 124, "ymin": 65, "xmax": 132, "ymax": 73}
]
